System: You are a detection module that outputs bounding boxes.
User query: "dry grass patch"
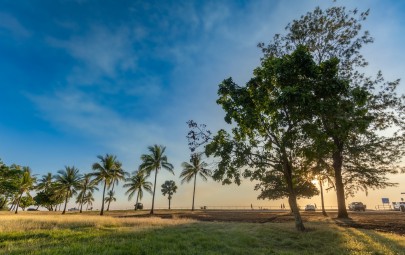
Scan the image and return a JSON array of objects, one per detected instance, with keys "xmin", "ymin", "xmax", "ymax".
[{"xmin": 0, "ymin": 212, "xmax": 195, "ymax": 232}]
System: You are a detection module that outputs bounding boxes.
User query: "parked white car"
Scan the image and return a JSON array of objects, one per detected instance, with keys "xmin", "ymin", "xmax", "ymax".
[
  {"xmin": 304, "ymin": 204, "xmax": 316, "ymax": 211},
  {"xmin": 392, "ymin": 202, "xmax": 405, "ymax": 211}
]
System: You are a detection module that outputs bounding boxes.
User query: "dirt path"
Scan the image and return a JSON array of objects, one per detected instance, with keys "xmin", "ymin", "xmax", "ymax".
[{"xmin": 117, "ymin": 210, "xmax": 405, "ymax": 235}]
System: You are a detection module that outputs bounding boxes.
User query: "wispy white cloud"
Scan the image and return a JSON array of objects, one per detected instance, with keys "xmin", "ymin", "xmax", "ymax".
[
  {"xmin": 27, "ymin": 89, "xmax": 163, "ymax": 150},
  {"xmin": 0, "ymin": 12, "xmax": 31, "ymax": 38},
  {"xmin": 47, "ymin": 25, "xmax": 137, "ymax": 85}
]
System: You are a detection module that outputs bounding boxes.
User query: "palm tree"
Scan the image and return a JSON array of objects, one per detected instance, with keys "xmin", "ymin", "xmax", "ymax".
[
  {"xmin": 92, "ymin": 154, "xmax": 120, "ymax": 215},
  {"xmin": 123, "ymin": 171, "xmax": 152, "ymax": 210},
  {"xmin": 76, "ymin": 174, "xmax": 98, "ymax": 213},
  {"xmin": 139, "ymin": 145, "xmax": 174, "ymax": 214},
  {"xmin": 14, "ymin": 166, "xmax": 36, "ymax": 214},
  {"xmin": 36, "ymin": 172, "xmax": 53, "ymax": 192},
  {"xmin": 50, "ymin": 184, "xmax": 66, "ymax": 211},
  {"xmin": 180, "ymin": 153, "xmax": 212, "ymax": 211},
  {"xmin": 82, "ymin": 192, "xmax": 95, "ymax": 211},
  {"xmin": 106, "ymin": 162, "xmax": 127, "ymax": 211},
  {"xmin": 161, "ymin": 180, "xmax": 177, "ymax": 210},
  {"xmin": 104, "ymin": 190, "xmax": 116, "ymax": 209},
  {"xmin": 55, "ymin": 166, "xmax": 82, "ymax": 214}
]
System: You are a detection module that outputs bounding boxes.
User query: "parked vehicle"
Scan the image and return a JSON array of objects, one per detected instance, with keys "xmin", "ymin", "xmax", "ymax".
[
  {"xmin": 68, "ymin": 207, "xmax": 79, "ymax": 211},
  {"xmin": 348, "ymin": 202, "xmax": 366, "ymax": 211},
  {"xmin": 304, "ymin": 204, "xmax": 316, "ymax": 211},
  {"xmin": 392, "ymin": 202, "xmax": 405, "ymax": 211},
  {"xmin": 134, "ymin": 203, "xmax": 143, "ymax": 210},
  {"xmin": 27, "ymin": 208, "xmax": 38, "ymax": 211}
]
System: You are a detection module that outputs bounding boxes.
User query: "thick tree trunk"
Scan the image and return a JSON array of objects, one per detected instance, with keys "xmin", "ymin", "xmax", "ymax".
[
  {"xmin": 333, "ymin": 149, "xmax": 348, "ymax": 218},
  {"xmin": 192, "ymin": 174, "xmax": 197, "ymax": 211},
  {"xmin": 62, "ymin": 190, "xmax": 69, "ymax": 214},
  {"xmin": 100, "ymin": 180, "xmax": 107, "ymax": 216},
  {"xmin": 282, "ymin": 153, "xmax": 305, "ymax": 232},
  {"xmin": 287, "ymin": 192, "xmax": 305, "ymax": 231},
  {"xmin": 150, "ymin": 168, "xmax": 158, "ymax": 215},
  {"xmin": 319, "ymin": 179, "xmax": 327, "ymax": 216}
]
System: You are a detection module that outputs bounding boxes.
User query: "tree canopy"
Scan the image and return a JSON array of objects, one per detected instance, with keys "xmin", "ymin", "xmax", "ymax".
[{"xmin": 259, "ymin": 5, "xmax": 405, "ymax": 218}]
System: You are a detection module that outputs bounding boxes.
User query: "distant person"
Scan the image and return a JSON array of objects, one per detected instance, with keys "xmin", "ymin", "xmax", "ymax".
[{"xmin": 251, "ymin": 203, "xmax": 253, "ymax": 210}]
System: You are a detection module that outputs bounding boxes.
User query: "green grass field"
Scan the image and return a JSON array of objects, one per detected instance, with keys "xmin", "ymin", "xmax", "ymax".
[{"xmin": 0, "ymin": 212, "xmax": 404, "ymax": 255}]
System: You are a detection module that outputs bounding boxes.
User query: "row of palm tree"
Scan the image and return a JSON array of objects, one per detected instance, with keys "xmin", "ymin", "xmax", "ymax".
[
  {"xmin": 5, "ymin": 144, "xmax": 212, "ymax": 215},
  {"xmin": 138, "ymin": 144, "xmax": 212, "ymax": 214}
]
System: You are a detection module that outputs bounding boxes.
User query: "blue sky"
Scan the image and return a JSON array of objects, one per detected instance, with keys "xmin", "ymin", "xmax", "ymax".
[{"xmin": 1, "ymin": 0, "xmax": 404, "ymax": 210}]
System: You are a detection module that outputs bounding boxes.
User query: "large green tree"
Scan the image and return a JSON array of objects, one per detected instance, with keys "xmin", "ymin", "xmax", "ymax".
[
  {"xmin": 180, "ymin": 153, "xmax": 211, "ymax": 211},
  {"xmin": 19, "ymin": 195, "xmax": 34, "ymax": 211},
  {"xmin": 55, "ymin": 166, "xmax": 82, "ymax": 214},
  {"xmin": 123, "ymin": 171, "xmax": 152, "ymax": 210},
  {"xmin": 260, "ymin": 6, "xmax": 405, "ymax": 218},
  {"xmin": 139, "ymin": 145, "xmax": 174, "ymax": 214},
  {"xmin": 0, "ymin": 161, "xmax": 21, "ymax": 210},
  {"xmin": 92, "ymin": 154, "xmax": 120, "ymax": 215},
  {"xmin": 206, "ymin": 47, "xmax": 322, "ymax": 231},
  {"xmin": 161, "ymin": 180, "xmax": 177, "ymax": 210},
  {"xmin": 34, "ymin": 173, "xmax": 63, "ymax": 211}
]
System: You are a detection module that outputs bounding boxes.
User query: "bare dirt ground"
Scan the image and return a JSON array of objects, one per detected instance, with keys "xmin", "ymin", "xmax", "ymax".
[{"xmin": 116, "ymin": 209, "xmax": 405, "ymax": 236}]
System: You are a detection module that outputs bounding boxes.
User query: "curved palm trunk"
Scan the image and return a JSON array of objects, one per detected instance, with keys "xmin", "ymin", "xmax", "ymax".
[
  {"xmin": 14, "ymin": 193, "xmax": 23, "ymax": 214},
  {"xmin": 9, "ymin": 201, "xmax": 15, "ymax": 211},
  {"xmin": 107, "ymin": 183, "xmax": 115, "ymax": 211},
  {"xmin": 319, "ymin": 179, "xmax": 327, "ymax": 216},
  {"xmin": 79, "ymin": 187, "xmax": 87, "ymax": 213},
  {"xmin": 150, "ymin": 168, "xmax": 159, "ymax": 214},
  {"xmin": 62, "ymin": 190, "xmax": 69, "ymax": 214},
  {"xmin": 100, "ymin": 180, "xmax": 107, "ymax": 216},
  {"xmin": 135, "ymin": 192, "xmax": 139, "ymax": 211},
  {"xmin": 192, "ymin": 174, "xmax": 197, "ymax": 211}
]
